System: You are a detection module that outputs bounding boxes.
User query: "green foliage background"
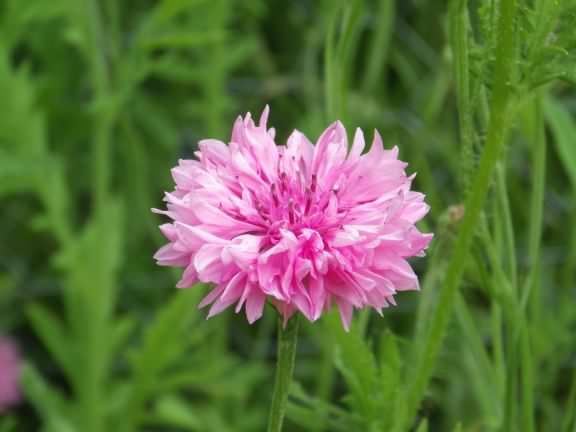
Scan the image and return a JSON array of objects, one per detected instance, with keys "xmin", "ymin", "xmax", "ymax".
[{"xmin": 1, "ymin": 0, "xmax": 575, "ymax": 430}]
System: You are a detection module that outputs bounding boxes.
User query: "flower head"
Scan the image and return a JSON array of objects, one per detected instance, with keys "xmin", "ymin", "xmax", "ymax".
[
  {"xmin": 0, "ymin": 336, "xmax": 21, "ymax": 413},
  {"xmin": 154, "ymin": 107, "xmax": 432, "ymax": 329}
]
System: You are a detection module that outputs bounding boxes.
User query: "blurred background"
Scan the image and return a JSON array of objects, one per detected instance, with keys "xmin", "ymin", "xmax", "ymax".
[{"xmin": 1, "ymin": 0, "xmax": 575, "ymax": 431}]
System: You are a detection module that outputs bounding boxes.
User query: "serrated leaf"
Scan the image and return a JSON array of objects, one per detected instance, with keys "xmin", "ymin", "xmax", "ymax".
[
  {"xmin": 0, "ymin": 48, "xmax": 46, "ymax": 156},
  {"xmin": 153, "ymin": 394, "xmax": 203, "ymax": 430},
  {"xmin": 26, "ymin": 305, "xmax": 73, "ymax": 378},
  {"xmin": 119, "ymin": 287, "xmax": 203, "ymax": 428},
  {"xmin": 330, "ymin": 317, "xmax": 378, "ymax": 416},
  {"xmin": 20, "ymin": 364, "xmax": 75, "ymax": 432},
  {"xmin": 132, "ymin": 287, "xmax": 201, "ymax": 374}
]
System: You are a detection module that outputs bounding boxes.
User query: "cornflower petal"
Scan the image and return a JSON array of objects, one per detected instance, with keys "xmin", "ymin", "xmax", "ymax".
[{"xmin": 154, "ymin": 107, "xmax": 432, "ymax": 329}]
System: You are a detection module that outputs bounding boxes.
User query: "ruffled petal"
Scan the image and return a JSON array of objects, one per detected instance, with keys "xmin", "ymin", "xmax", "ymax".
[{"xmin": 153, "ymin": 108, "xmax": 432, "ymax": 329}]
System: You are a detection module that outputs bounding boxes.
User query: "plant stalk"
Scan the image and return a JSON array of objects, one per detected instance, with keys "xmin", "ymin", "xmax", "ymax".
[
  {"xmin": 395, "ymin": 0, "xmax": 518, "ymax": 429},
  {"xmin": 267, "ymin": 316, "xmax": 300, "ymax": 432}
]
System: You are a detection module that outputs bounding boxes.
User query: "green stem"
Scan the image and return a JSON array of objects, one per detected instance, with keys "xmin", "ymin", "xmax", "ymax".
[
  {"xmin": 361, "ymin": 0, "xmax": 394, "ymax": 95},
  {"xmin": 84, "ymin": 0, "xmax": 113, "ymax": 214},
  {"xmin": 267, "ymin": 316, "xmax": 300, "ymax": 432},
  {"xmin": 323, "ymin": 0, "xmax": 362, "ymax": 124},
  {"xmin": 324, "ymin": 5, "xmax": 339, "ymax": 122},
  {"xmin": 449, "ymin": 0, "xmax": 474, "ymax": 196},
  {"xmin": 76, "ymin": 1, "xmax": 115, "ymax": 431},
  {"xmin": 561, "ymin": 365, "xmax": 576, "ymax": 432},
  {"xmin": 523, "ymin": 95, "xmax": 546, "ymax": 300},
  {"xmin": 395, "ymin": 0, "xmax": 518, "ymax": 429}
]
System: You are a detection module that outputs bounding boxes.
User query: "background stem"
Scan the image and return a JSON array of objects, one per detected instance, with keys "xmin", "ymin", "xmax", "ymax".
[{"xmin": 395, "ymin": 0, "xmax": 518, "ymax": 429}]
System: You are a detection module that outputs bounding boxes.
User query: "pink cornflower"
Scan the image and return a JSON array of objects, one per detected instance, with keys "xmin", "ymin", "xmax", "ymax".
[
  {"xmin": 154, "ymin": 107, "xmax": 432, "ymax": 329},
  {"xmin": 0, "ymin": 336, "xmax": 21, "ymax": 413}
]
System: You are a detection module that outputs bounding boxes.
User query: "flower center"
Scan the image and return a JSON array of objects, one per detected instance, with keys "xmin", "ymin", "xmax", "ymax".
[{"xmin": 249, "ymin": 170, "xmax": 344, "ymax": 244}]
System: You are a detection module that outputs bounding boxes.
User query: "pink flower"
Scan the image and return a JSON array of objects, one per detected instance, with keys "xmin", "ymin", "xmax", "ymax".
[
  {"xmin": 154, "ymin": 107, "xmax": 432, "ymax": 330},
  {"xmin": 0, "ymin": 336, "xmax": 21, "ymax": 413}
]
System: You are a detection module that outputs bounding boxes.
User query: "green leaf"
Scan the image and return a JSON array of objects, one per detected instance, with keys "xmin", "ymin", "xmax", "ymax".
[
  {"xmin": 130, "ymin": 287, "xmax": 201, "ymax": 377},
  {"xmin": 288, "ymin": 383, "xmax": 362, "ymax": 432},
  {"xmin": 138, "ymin": 31, "xmax": 224, "ymax": 51},
  {"xmin": 544, "ymin": 97, "xmax": 576, "ymax": 191},
  {"xmin": 20, "ymin": 364, "xmax": 76, "ymax": 432},
  {"xmin": 0, "ymin": 48, "xmax": 46, "ymax": 156},
  {"xmin": 416, "ymin": 418, "xmax": 428, "ymax": 432},
  {"xmin": 0, "ymin": 416, "xmax": 17, "ymax": 432},
  {"xmin": 379, "ymin": 330, "xmax": 402, "ymax": 431},
  {"xmin": 331, "ymin": 318, "xmax": 378, "ymax": 417},
  {"xmin": 146, "ymin": 0, "xmax": 211, "ymax": 27},
  {"xmin": 152, "ymin": 394, "xmax": 203, "ymax": 430},
  {"xmin": 27, "ymin": 305, "xmax": 73, "ymax": 378},
  {"xmin": 110, "ymin": 317, "xmax": 136, "ymax": 359},
  {"xmin": 119, "ymin": 287, "xmax": 202, "ymax": 429},
  {"xmin": 0, "ymin": 155, "xmax": 43, "ymax": 196}
]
